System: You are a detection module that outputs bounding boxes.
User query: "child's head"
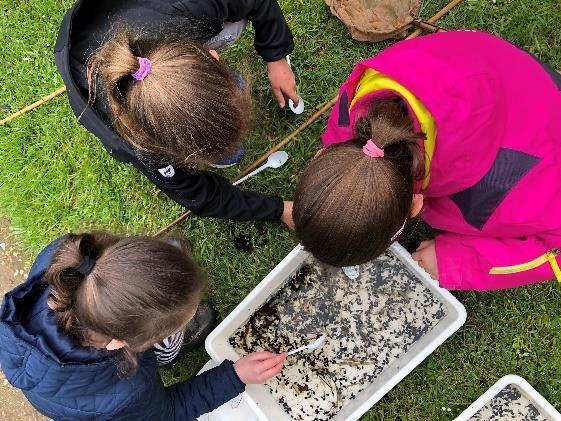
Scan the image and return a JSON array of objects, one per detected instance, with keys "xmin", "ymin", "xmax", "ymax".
[
  {"xmin": 294, "ymin": 99, "xmax": 425, "ymax": 267},
  {"xmin": 87, "ymin": 29, "xmax": 250, "ymax": 166},
  {"xmin": 46, "ymin": 232, "xmax": 203, "ymax": 371}
]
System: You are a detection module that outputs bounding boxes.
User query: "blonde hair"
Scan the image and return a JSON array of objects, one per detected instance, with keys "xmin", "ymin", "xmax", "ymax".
[{"xmin": 87, "ymin": 29, "xmax": 251, "ymax": 166}]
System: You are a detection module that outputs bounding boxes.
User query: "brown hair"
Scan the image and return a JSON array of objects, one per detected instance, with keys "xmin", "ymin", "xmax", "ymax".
[
  {"xmin": 87, "ymin": 28, "xmax": 251, "ymax": 165},
  {"xmin": 294, "ymin": 99, "xmax": 425, "ymax": 267},
  {"xmin": 46, "ymin": 232, "xmax": 203, "ymax": 373}
]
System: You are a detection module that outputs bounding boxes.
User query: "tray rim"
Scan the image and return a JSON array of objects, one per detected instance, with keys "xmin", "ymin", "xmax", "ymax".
[
  {"xmin": 454, "ymin": 374, "xmax": 561, "ymax": 420},
  {"xmin": 206, "ymin": 242, "xmax": 467, "ymax": 421}
]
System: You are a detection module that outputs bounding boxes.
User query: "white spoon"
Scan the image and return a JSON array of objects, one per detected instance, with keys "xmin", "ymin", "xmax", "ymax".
[
  {"xmin": 287, "ymin": 335, "xmax": 326, "ymax": 356},
  {"xmin": 285, "ymin": 55, "xmax": 305, "ymax": 115},
  {"xmin": 233, "ymin": 151, "xmax": 289, "ymax": 186}
]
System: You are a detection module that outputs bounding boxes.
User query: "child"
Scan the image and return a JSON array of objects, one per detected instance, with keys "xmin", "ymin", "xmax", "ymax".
[
  {"xmin": 54, "ymin": 0, "xmax": 296, "ymax": 223},
  {"xmin": 0, "ymin": 233, "xmax": 286, "ymax": 420},
  {"xmin": 293, "ymin": 30, "xmax": 561, "ymax": 290}
]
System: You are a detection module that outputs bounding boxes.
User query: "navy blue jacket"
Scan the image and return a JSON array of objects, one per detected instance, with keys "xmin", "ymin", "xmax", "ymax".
[{"xmin": 0, "ymin": 238, "xmax": 245, "ymax": 420}]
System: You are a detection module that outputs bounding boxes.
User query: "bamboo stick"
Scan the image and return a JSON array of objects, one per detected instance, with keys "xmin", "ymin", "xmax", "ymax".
[
  {"xmin": 406, "ymin": 0, "xmax": 465, "ymax": 39},
  {"xmin": 154, "ymin": 0, "xmax": 466, "ymax": 237},
  {"xmin": 413, "ymin": 19, "xmax": 448, "ymax": 33},
  {"xmin": 233, "ymin": 97, "xmax": 337, "ymax": 182},
  {"xmin": 0, "ymin": 86, "xmax": 67, "ymax": 126}
]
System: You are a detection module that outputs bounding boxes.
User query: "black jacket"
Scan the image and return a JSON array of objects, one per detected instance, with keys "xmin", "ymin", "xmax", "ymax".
[{"xmin": 54, "ymin": 0, "xmax": 291, "ymax": 220}]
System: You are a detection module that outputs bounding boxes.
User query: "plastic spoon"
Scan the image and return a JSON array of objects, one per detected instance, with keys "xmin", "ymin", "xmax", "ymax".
[
  {"xmin": 287, "ymin": 335, "xmax": 326, "ymax": 356},
  {"xmin": 232, "ymin": 151, "xmax": 289, "ymax": 186},
  {"xmin": 285, "ymin": 55, "xmax": 305, "ymax": 115}
]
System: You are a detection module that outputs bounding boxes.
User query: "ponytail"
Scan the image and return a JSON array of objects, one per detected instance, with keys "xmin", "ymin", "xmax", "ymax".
[
  {"xmin": 46, "ymin": 232, "xmax": 203, "ymax": 374},
  {"xmin": 294, "ymin": 98, "xmax": 425, "ymax": 267},
  {"xmin": 85, "ymin": 27, "xmax": 251, "ymax": 166},
  {"xmin": 47, "ymin": 233, "xmax": 115, "ymax": 336},
  {"xmin": 354, "ymin": 98, "xmax": 424, "ymax": 180}
]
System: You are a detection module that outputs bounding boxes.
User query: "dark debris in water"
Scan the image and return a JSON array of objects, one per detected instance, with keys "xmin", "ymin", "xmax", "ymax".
[{"xmin": 229, "ymin": 252, "xmax": 448, "ymax": 420}]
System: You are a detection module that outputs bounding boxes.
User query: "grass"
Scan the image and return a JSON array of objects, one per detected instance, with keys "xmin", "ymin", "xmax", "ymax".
[{"xmin": 2, "ymin": 0, "xmax": 561, "ymax": 419}]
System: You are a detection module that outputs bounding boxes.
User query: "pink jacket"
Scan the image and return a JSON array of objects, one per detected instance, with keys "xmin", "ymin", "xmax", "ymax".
[{"xmin": 322, "ymin": 31, "xmax": 561, "ymax": 290}]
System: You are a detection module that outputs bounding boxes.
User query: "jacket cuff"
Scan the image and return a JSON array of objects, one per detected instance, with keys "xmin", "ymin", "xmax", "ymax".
[
  {"xmin": 221, "ymin": 360, "xmax": 246, "ymax": 392},
  {"xmin": 260, "ymin": 43, "xmax": 295, "ymax": 63},
  {"xmin": 434, "ymin": 235, "xmax": 464, "ymax": 290},
  {"xmin": 270, "ymin": 196, "xmax": 285, "ymax": 220}
]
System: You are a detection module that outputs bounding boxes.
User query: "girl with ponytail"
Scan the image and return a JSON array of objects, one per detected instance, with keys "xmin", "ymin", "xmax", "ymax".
[
  {"xmin": 54, "ymin": 0, "xmax": 296, "ymax": 224},
  {"xmin": 294, "ymin": 31, "xmax": 561, "ymax": 291},
  {"xmin": 0, "ymin": 233, "xmax": 286, "ymax": 420}
]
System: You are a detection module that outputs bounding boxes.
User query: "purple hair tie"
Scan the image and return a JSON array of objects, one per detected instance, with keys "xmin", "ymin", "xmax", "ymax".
[{"xmin": 132, "ymin": 57, "xmax": 152, "ymax": 81}]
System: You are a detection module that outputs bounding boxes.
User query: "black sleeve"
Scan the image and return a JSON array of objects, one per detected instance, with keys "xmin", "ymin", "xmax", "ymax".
[
  {"xmin": 132, "ymin": 157, "xmax": 285, "ymax": 221},
  {"xmin": 182, "ymin": 0, "xmax": 294, "ymax": 61}
]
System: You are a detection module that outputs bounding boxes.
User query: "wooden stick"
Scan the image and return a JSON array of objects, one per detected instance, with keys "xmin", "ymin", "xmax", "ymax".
[
  {"xmin": 407, "ymin": 0, "xmax": 465, "ymax": 39},
  {"xmin": 152, "ymin": 98, "xmax": 337, "ymax": 237},
  {"xmin": 152, "ymin": 210, "xmax": 193, "ymax": 237},
  {"xmin": 413, "ymin": 19, "xmax": 448, "ymax": 33},
  {"xmin": 0, "ymin": 86, "xmax": 67, "ymax": 126},
  {"xmin": 152, "ymin": 0, "xmax": 466, "ymax": 237},
  {"xmin": 233, "ymin": 97, "xmax": 337, "ymax": 182}
]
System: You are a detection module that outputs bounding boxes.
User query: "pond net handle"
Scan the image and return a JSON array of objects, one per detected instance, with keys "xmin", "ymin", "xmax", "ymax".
[
  {"xmin": 407, "ymin": 0, "xmax": 465, "ymax": 39},
  {"xmin": 0, "ymin": 86, "xmax": 67, "ymax": 126},
  {"xmin": 153, "ymin": 0, "xmax": 465, "ymax": 238},
  {"xmin": 413, "ymin": 19, "xmax": 448, "ymax": 33}
]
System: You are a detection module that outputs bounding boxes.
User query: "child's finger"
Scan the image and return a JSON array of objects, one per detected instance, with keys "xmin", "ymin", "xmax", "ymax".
[
  {"xmin": 248, "ymin": 351, "xmax": 277, "ymax": 361},
  {"xmin": 417, "ymin": 259, "xmax": 429, "ymax": 272},
  {"xmin": 260, "ymin": 360, "xmax": 285, "ymax": 380},
  {"xmin": 273, "ymin": 88, "xmax": 286, "ymax": 107},
  {"xmin": 284, "ymin": 87, "xmax": 299, "ymax": 105},
  {"xmin": 416, "ymin": 240, "xmax": 431, "ymax": 252},
  {"xmin": 257, "ymin": 353, "xmax": 286, "ymax": 370}
]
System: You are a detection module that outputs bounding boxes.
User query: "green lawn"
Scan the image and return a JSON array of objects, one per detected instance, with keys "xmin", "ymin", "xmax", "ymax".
[{"xmin": 2, "ymin": 0, "xmax": 561, "ymax": 419}]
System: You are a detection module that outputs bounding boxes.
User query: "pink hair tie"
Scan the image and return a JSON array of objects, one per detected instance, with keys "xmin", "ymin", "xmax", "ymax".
[
  {"xmin": 132, "ymin": 57, "xmax": 152, "ymax": 81},
  {"xmin": 363, "ymin": 139, "xmax": 384, "ymax": 158}
]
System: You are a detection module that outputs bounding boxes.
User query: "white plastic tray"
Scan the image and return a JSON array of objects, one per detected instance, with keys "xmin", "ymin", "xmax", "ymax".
[
  {"xmin": 205, "ymin": 242, "xmax": 467, "ymax": 421},
  {"xmin": 455, "ymin": 375, "xmax": 561, "ymax": 420}
]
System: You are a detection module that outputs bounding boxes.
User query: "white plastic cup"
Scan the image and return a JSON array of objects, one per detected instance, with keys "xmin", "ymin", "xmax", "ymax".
[{"xmin": 289, "ymin": 96, "xmax": 304, "ymax": 114}]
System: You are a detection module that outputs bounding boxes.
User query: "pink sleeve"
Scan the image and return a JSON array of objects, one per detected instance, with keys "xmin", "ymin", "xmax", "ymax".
[
  {"xmin": 321, "ymin": 90, "xmax": 354, "ymax": 147},
  {"xmin": 435, "ymin": 233, "xmax": 560, "ymax": 291}
]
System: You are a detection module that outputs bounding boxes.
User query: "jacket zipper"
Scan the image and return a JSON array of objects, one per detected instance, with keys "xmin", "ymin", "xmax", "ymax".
[{"xmin": 489, "ymin": 248, "xmax": 561, "ymax": 282}]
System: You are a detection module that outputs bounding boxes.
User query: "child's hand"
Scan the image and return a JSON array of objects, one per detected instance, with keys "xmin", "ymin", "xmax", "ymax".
[
  {"xmin": 267, "ymin": 59, "xmax": 298, "ymax": 108},
  {"xmin": 281, "ymin": 201, "xmax": 294, "ymax": 230},
  {"xmin": 234, "ymin": 352, "xmax": 287, "ymax": 384},
  {"xmin": 412, "ymin": 240, "xmax": 439, "ymax": 280}
]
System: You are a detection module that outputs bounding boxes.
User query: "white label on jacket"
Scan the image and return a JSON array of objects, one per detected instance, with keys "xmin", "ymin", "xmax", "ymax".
[{"xmin": 158, "ymin": 165, "xmax": 175, "ymax": 178}]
